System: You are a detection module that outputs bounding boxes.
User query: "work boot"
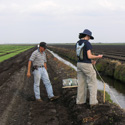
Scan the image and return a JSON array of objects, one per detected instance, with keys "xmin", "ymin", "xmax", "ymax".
[
  {"xmin": 77, "ymin": 103, "xmax": 90, "ymax": 109},
  {"xmin": 50, "ymin": 96, "xmax": 60, "ymax": 101},
  {"xmin": 90, "ymin": 103, "xmax": 98, "ymax": 108},
  {"xmin": 36, "ymin": 99, "xmax": 43, "ymax": 102}
]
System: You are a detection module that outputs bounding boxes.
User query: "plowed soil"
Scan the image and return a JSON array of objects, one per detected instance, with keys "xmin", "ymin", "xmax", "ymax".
[{"xmin": 0, "ymin": 48, "xmax": 125, "ymax": 125}]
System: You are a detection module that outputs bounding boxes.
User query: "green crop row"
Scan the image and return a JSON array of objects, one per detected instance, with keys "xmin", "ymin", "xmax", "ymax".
[
  {"xmin": 0, "ymin": 53, "xmax": 4, "ymax": 55},
  {"xmin": 1, "ymin": 47, "xmax": 33, "ymax": 54},
  {"xmin": 0, "ymin": 45, "xmax": 32, "ymax": 52},
  {"xmin": 0, "ymin": 45, "xmax": 34, "ymax": 62}
]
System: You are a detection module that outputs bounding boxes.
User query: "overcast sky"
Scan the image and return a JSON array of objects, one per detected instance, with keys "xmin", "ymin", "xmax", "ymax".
[{"xmin": 0, "ymin": 0, "xmax": 125, "ymax": 44}]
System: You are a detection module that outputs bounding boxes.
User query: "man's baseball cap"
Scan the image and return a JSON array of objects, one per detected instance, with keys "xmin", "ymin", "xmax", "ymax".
[{"xmin": 39, "ymin": 42, "xmax": 47, "ymax": 49}]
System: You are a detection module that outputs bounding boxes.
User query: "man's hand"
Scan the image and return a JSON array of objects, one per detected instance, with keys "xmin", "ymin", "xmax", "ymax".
[{"xmin": 27, "ymin": 72, "xmax": 31, "ymax": 78}]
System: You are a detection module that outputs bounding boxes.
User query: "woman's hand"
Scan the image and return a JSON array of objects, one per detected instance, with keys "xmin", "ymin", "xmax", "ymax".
[{"xmin": 98, "ymin": 55, "xmax": 103, "ymax": 58}]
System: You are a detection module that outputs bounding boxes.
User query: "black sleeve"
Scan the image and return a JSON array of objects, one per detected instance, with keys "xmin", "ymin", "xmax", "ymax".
[{"xmin": 86, "ymin": 42, "xmax": 92, "ymax": 51}]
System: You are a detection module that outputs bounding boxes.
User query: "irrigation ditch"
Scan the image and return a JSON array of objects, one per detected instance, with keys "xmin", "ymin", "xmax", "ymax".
[{"xmin": 0, "ymin": 47, "xmax": 125, "ymax": 125}]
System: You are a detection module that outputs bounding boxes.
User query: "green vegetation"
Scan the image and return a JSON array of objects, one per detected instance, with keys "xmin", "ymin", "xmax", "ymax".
[
  {"xmin": 0, "ymin": 45, "xmax": 34, "ymax": 62},
  {"xmin": 114, "ymin": 64, "xmax": 125, "ymax": 83},
  {"xmin": 0, "ymin": 53, "xmax": 4, "ymax": 56},
  {"xmin": 99, "ymin": 90, "xmax": 113, "ymax": 103},
  {"xmin": 96, "ymin": 59, "xmax": 125, "ymax": 83}
]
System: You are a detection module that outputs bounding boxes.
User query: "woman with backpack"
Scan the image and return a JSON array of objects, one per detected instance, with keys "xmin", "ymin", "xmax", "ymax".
[{"xmin": 76, "ymin": 29, "xmax": 103, "ymax": 106}]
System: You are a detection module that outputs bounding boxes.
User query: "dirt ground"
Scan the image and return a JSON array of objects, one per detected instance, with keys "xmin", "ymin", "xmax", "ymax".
[{"xmin": 0, "ymin": 48, "xmax": 125, "ymax": 125}]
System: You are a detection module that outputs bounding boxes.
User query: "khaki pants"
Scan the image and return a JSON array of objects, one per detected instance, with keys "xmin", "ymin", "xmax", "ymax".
[{"xmin": 76, "ymin": 63, "xmax": 98, "ymax": 105}]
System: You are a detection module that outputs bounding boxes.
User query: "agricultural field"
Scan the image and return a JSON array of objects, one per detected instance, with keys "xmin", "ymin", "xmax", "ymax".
[
  {"xmin": 49, "ymin": 44, "xmax": 125, "ymax": 62},
  {"xmin": 0, "ymin": 45, "xmax": 35, "ymax": 62},
  {"xmin": 0, "ymin": 44, "xmax": 125, "ymax": 125}
]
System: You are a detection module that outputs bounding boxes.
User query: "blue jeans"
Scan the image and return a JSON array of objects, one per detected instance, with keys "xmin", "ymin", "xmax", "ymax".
[{"xmin": 33, "ymin": 67, "xmax": 54, "ymax": 99}]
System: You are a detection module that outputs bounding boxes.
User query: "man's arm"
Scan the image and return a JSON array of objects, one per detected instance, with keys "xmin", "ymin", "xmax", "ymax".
[
  {"xmin": 87, "ymin": 50, "xmax": 103, "ymax": 59},
  {"xmin": 27, "ymin": 61, "xmax": 32, "ymax": 78}
]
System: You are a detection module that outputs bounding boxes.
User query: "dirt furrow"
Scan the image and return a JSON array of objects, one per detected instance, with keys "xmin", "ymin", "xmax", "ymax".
[
  {"xmin": 26, "ymin": 51, "xmax": 75, "ymax": 125},
  {"xmin": 0, "ymin": 47, "xmax": 36, "ymax": 86},
  {"xmin": 0, "ymin": 66, "xmax": 31, "ymax": 125},
  {"xmin": 0, "ymin": 50, "xmax": 75, "ymax": 125},
  {"xmin": 0, "ymin": 49, "xmax": 125, "ymax": 125}
]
